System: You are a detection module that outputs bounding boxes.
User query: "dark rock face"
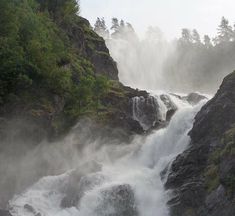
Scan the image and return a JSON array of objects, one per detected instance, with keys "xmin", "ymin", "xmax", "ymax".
[
  {"xmin": 131, "ymin": 94, "xmax": 177, "ymax": 131},
  {"xmin": 131, "ymin": 96, "xmax": 161, "ymax": 130},
  {"xmin": 23, "ymin": 204, "xmax": 41, "ymax": 216},
  {"xmin": 204, "ymin": 185, "xmax": 235, "ymax": 216},
  {"xmin": 183, "ymin": 93, "xmax": 207, "ymax": 105},
  {"xmin": 100, "ymin": 84, "xmax": 149, "ymax": 136},
  {"xmin": 171, "ymin": 92, "xmax": 207, "ymax": 106},
  {"xmin": 0, "ymin": 210, "xmax": 12, "ymax": 216},
  {"xmin": 166, "ymin": 72, "xmax": 235, "ymax": 216},
  {"xmin": 101, "ymin": 83, "xmax": 178, "ymax": 136},
  {"xmin": 64, "ymin": 16, "xmax": 119, "ymax": 80},
  {"xmin": 160, "ymin": 94, "xmax": 178, "ymax": 121}
]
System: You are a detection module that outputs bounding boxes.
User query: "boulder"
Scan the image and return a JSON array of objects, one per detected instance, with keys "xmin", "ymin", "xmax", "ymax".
[
  {"xmin": 61, "ymin": 161, "xmax": 103, "ymax": 208},
  {"xmin": 131, "ymin": 96, "xmax": 161, "ymax": 130},
  {"xmin": 166, "ymin": 72, "xmax": 235, "ymax": 216},
  {"xmin": 160, "ymin": 94, "xmax": 177, "ymax": 121},
  {"xmin": 182, "ymin": 93, "xmax": 207, "ymax": 105},
  {"xmin": 0, "ymin": 210, "xmax": 12, "ymax": 216},
  {"xmin": 95, "ymin": 184, "xmax": 138, "ymax": 216}
]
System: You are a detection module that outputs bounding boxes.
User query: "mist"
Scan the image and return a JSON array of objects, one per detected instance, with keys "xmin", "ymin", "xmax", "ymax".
[
  {"xmin": 96, "ymin": 17, "xmax": 235, "ymax": 93},
  {"xmin": 5, "ymin": 94, "xmax": 207, "ymax": 216},
  {"xmin": 0, "ymin": 118, "xmax": 142, "ymax": 209}
]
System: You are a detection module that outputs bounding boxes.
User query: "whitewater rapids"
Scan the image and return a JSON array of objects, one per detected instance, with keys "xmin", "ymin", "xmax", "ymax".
[{"xmin": 9, "ymin": 93, "xmax": 207, "ymax": 216}]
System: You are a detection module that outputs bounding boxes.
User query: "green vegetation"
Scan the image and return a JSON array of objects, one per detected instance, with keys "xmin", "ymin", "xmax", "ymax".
[
  {"xmin": 185, "ymin": 208, "xmax": 196, "ymax": 216},
  {"xmin": 205, "ymin": 126, "xmax": 235, "ymax": 194},
  {"xmin": 205, "ymin": 164, "xmax": 220, "ymax": 193},
  {"xmin": 0, "ymin": 0, "xmax": 112, "ymax": 132}
]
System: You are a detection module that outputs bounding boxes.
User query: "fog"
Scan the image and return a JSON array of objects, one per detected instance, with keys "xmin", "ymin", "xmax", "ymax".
[
  {"xmin": 0, "ymin": 118, "xmax": 141, "ymax": 208},
  {"xmin": 105, "ymin": 26, "xmax": 174, "ymax": 91},
  {"xmin": 3, "ymin": 94, "xmax": 207, "ymax": 216},
  {"xmin": 1, "ymin": 8, "xmax": 235, "ymax": 216},
  {"xmin": 81, "ymin": 0, "xmax": 235, "ymax": 40},
  {"xmin": 97, "ymin": 18, "xmax": 235, "ymax": 93}
]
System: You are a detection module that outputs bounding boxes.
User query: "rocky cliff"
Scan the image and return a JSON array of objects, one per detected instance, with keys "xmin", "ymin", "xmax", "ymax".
[
  {"xmin": 62, "ymin": 16, "xmax": 119, "ymax": 80},
  {"xmin": 0, "ymin": 8, "xmax": 170, "ymax": 209},
  {"xmin": 166, "ymin": 71, "xmax": 235, "ymax": 216},
  {"xmin": 0, "ymin": 15, "xmax": 119, "ymax": 141}
]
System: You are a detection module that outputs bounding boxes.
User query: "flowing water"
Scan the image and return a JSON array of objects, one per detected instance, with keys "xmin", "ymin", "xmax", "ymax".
[{"xmin": 9, "ymin": 93, "xmax": 207, "ymax": 216}]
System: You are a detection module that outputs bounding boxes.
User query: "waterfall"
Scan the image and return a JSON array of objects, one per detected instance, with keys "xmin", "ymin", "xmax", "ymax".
[
  {"xmin": 9, "ymin": 93, "xmax": 207, "ymax": 216},
  {"xmin": 131, "ymin": 94, "xmax": 169, "ymax": 131}
]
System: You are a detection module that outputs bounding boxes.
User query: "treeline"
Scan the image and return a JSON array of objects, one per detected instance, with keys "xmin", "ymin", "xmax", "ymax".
[
  {"xmin": 94, "ymin": 17, "xmax": 136, "ymax": 39},
  {"xmin": 94, "ymin": 16, "xmax": 235, "ymax": 93},
  {"xmin": 179, "ymin": 17, "xmax": 235, "ymax": 46},
  {"xmin": 0, "ymin": 0, "xmax": 110, "ymax": 118},
  {"xmin": 164, "ymin": 17, "xmax": 235, "ymax": 92}
]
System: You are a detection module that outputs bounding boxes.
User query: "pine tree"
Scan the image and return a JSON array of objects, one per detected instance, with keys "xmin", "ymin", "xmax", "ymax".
[
  {"xmin": 120, "ymin": 20, "xmax": 125, "ymax": 28},
  {"xmin": 94, "ymin": 18, "xmax": 102, "ymax": 32},
  {"xmin": 111, "ymin": 18, "xmax": 119, "ymax": 32},
  {"xmin": 192, "ymin": 29, "xmax": 201, "ymax": 44},
  {"xmin": 36, "ymin": 0, "xmax": 79, "ymax": 22},
  {"xmin": 214, "ymin": 17, "xmax": 233, "ymax": 44},
  {"xmin": 204, "ymin": 35, "xmax": 212, "ymax": 48},
  {"xmin": 94, "ymin": 17, "xmax": 109, "ymax": 38},
  {"xmin": 181, "ymin": 28, "xmax": 192, "ymax": 43}
]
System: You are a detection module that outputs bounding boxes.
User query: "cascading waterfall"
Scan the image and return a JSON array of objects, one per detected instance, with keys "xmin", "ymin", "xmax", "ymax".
[
  {"xmin": 132, "ymin": 94, "xmax": 168, "ymax": 131},
  {"xmin": 9, "ymin": 93, "xmax": 207, "ymax": 216}
]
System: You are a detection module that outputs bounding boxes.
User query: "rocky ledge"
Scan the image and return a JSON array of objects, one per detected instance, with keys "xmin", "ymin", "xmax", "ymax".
[
  {"xmin": 165, "ymin": 71, "xmax": 235, "ymax": 216},
  {"xmin": 99, "ymin": 82, "xmax": 178, "ymax": 139},
  {"xmin": 0, "ymin": 210, "xmax": 12, "ymax": 216}
]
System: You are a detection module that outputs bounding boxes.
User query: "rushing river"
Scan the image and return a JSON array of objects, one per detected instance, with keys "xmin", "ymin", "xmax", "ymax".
[{"xmin": 9, "ymin": 93, "xmax": 206, "ymax": 216}]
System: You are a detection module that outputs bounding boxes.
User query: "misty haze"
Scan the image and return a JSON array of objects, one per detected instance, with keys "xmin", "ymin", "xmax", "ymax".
[{"xmin": 0, "ymin": 1, "xmax": 235, "ymax": 216}]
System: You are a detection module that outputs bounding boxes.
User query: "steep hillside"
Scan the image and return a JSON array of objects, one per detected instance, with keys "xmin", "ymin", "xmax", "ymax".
[
  {"xmin": 166, "ymin": 71, "xmax": 235, "ymax": 216},
  {"xmin": 0, "ymin": 0, "xmax": 130, "ymax": 143},
  {"xmin": 0, "ymin": 1, "xmax": 167, "ymax": 209}
]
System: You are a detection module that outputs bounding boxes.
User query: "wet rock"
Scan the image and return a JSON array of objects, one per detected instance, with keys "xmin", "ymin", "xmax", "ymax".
[
  {"xmin": 96, "ymin": 184, "xmax": 138, "ymax": 216},
  {"xmin": 131, "ymin": 96, "xmax": 161, "ymax": 130},
  {"xmin": 166, "ymin": 72, "xmax": 235, "ymax": 216},
  {"xmin": 65, "ymin": 16, "xmax": 118, "ymax": 80},
  {"xmin": 0, "ymin": 210, "xmax": 12, "ymax": 216},
  {"xmin": 61, "ymin": 161, "xmax": 103, "ymax": 208},
  {"xmin": 171, "ymin": 92, "xmax": 207, "ymax": 105},
  {"xmin": 167, "ymin": 181, "xmax": 205, "ymax": 216},
  {"xmin": 131, "ymin": 94, "xmax": 177, "ymax": 131},
  {"xmin": 24, "ymin": 204, "xmax": 35, "ymax": 213},
  {"xmin": 24, "ymin": 204, "xmax": 41, "ymax": 216},
  {"xmin": 203, "ymin": 185, "xmax": 235, "ymax": 216},
  {"xmin": 182, "ymin": 93, "xmax": 207, "ymax": 105},
  {"xmin": 160, "ymin": 94, "xmax": 177, "ymax": 121},
  {"xmin": 61, "ymin": 172, "xmax": 105, "ymax": 208},
  {"xmin": 219, "ymin": 156, "xmax": 235, "ymax": 187}
]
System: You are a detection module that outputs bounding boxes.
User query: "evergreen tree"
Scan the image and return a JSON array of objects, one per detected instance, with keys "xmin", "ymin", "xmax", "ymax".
[
  {"xmin": 94, "ymin": 17, "xmax": 109, "ymax": 38},
  {"xmin": 111, "ymin": 18, "xmax": 119, "ymax": 32},
  {"xmin": 192, "ymin": 29, "xmax": 201, "ymax": 44},
  {"xmin": 94, "ymin": 18, "xmax": 102, "ymax": 32},
  {"xmin": 214, "ymin": 17, "xmax": 233, "ymax": 44},
  {"xmin": 204, "ymin": 35, "xmax": 212, "ymax": 48},
  {"xmin": 120, "ymin": 20, "xmax": 125, "ymax": 28},
  {"xmin": 181, "ymin": 28, "xmax": 192, "ymax": 43},
  {"xmin": 36, "ymin": 0, "xmax": 79, "ymax": 23}
]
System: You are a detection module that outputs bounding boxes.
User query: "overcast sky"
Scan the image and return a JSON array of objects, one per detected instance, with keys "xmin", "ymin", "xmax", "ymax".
[{"xmin": 80, "ymin": 0, "xmax": 235, "ymax": 39}]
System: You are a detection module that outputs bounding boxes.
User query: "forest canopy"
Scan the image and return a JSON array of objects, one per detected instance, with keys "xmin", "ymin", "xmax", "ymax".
[
  {"xmin": 94, "ymin": 16, "xmax": 235, "ymax": 93},
  {"xmin": 0, "ymin": 0, "xmax": 110, "ymax": 118}
]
